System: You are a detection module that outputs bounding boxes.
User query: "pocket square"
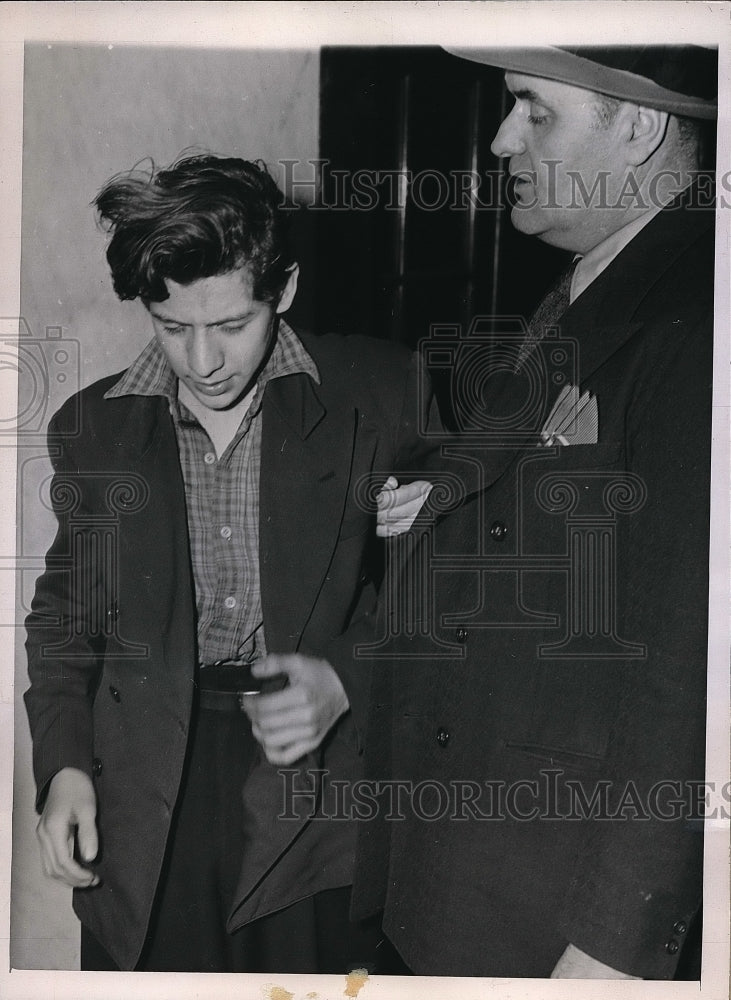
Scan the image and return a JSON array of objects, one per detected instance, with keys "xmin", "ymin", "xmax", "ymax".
[{"xmin": 541, "ymin": 384, "xmax": 598, "ymax": 446}]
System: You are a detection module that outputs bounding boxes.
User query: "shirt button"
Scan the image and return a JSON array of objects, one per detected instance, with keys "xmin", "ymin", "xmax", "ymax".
[
  {"xmin": 224, "ymin": 596, "xmax": 237, "ymax": 610},
  {"xmin": 436, "ymin": 727, "xmax": 450, "ymax": 748},
  {"xmin": 673, "ymin": 921, "xmax": 687, "ymax": 935},
  {"xmin": 108, "ymin": 685, "xmax": 121, "ymax": 703},
  {"xmin": 204, "ymin": 452, "xmax": 216, "ymax": 465},
  {"xmin": 665, "ymin": 939, "xmax": 679, "ymax": 955},
  {"xmin": 490, "ymin": 520, "xmax": 508, "ymax": 540},
  {"xmin": 92, "ymin": 758, "xmax": 103, "ymax": 777},
  {"xmin": 456, "ymin": 627, "xmax": 468, "ymax": 643},
  {"xmin": 220, "ymin": 525, "xmax": 232, "ymax": 540}
]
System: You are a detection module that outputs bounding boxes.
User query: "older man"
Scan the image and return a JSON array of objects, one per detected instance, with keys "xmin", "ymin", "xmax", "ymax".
[{"xmin": 358, "ymin": 46, "xmax": 717, "ymax": 979}]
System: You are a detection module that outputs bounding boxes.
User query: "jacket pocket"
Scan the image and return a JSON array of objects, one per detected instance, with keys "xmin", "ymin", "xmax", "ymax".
[{"xmin": 505, "ymin": 660, "xmax": 615, "ymax": 766}]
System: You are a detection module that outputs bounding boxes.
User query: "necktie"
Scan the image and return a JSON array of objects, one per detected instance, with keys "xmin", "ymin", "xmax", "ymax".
[{"xmin": 516, "ymin": 257, "xmax": 580, "ymax": 369}]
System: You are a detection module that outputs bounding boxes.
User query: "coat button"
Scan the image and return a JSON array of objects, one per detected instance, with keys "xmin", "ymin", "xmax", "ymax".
[
  {"xmin": 665, "ymin": 939, "xmax": 679, "ymax": 955},
  {"xmin": 455, "ymin": 628, "xmax": 468, "ymax": 643},
  {"xmin": 436, "ymin": 727, "xmax": 450, "ymax": 747},
  {"xmin": 92, "ymin": 758, "xmax": 103, "ymax": 777},
  {"xmin": 108, "ymin": 685, "xmax": 121, "ymax": 703},
  {"xmin": 490, "ymin": 520, "xmax": 508, "ymax": 540},
  {"xmin": 673, "ymin": 921, "xmax": 687, "ymax": 935}
]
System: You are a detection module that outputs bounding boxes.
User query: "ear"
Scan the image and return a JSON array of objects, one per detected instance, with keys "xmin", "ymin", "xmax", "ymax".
[
  {"xmin": 623, "ymin": 105, "xmax": 669, "ymax": 166},
  {"xmin": 275, "ymin": 263, "xmax": 299, "ymax": 315}
]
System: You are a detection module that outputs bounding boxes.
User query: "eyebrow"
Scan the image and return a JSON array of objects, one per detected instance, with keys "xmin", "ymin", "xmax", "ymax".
[
  {"xmin": 510, "ymin": 87, "xmax": 544, "ymax": 103},
  {"xmin": 149, "ymin": 309, "xmax": 256, "ymax": 328}
]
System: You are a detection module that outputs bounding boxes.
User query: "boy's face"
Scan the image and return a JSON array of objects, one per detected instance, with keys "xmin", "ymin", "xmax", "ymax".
[{"xmin": 147, "ymin": 264, "xmax": 297, "ymax": 411}]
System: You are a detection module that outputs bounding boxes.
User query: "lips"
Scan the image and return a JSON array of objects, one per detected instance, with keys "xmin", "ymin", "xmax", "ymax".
[{"xmin": 191, "ymin": 377, "xmax": 232, "ymax": 395}]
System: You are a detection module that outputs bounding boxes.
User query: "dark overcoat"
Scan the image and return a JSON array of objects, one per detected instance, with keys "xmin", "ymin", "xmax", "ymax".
[
  {"xmin": 24, "ymin": 330, "xmax": 436, "ymax": 970},
  {"xmin": 352, "ymin": 188, "xmax": 715, "ymax": 979}
]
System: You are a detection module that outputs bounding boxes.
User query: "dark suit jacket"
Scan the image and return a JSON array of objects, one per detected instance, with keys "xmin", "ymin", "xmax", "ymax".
[
  {"xmin": 24, "ymin": 329, "xmax": 437, "ymax": 970},
  {"xmin": 352, "ymin": 188, "xmax": 714, "ymax": 978}
]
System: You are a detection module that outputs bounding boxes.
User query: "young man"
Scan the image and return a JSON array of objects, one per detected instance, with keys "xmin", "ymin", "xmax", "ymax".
[
  {"xmin": 24, "ymin": 153, "xmax": 437, "ymax": 972},
  {"xmin": 361, "ymin": 45, "xmax": 717, "ymax": 979}
]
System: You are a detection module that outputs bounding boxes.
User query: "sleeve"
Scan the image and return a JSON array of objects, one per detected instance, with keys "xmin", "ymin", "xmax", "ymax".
[
  {"xmin": 392, "ymin": 348, "xmax": 446, "ymax": 473},
  {"xmin": 560, "ymin": 312, "xmax": 713, "ymax": 978},
  {"xmin": 327, "ymin": 348, "xmax": 443, "ymax": 747},
  {"xmin": 23, "ymin": 410, "xmax": 107, "ymax": 811}
]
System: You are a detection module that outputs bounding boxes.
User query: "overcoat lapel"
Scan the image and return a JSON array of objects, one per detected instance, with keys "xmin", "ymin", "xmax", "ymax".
[
  {"xmin": 447, "ymin": 190, "xmax": 712, "ymax": 510},
  {"xmin": 108, "ymin": 394, "xmax": 195, "ymax": 653},
  {"xmin": 561, "ymin": 187, "xmax": 714, "ymax": 384},
  {"xmin": 259, "ymin": 372, "xmax": 358, "ymax": 652}
]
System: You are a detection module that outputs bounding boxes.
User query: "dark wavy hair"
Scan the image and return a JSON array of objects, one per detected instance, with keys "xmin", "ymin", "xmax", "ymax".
[{"xmin": 94, "ymin": 153, "xmax": 295, "ymax": 304}]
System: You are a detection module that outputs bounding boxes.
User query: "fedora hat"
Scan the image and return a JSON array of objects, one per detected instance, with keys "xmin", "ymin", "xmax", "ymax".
[{"xmin": 444, "ymin": 45, "xmax": 717, "ymax": 119}]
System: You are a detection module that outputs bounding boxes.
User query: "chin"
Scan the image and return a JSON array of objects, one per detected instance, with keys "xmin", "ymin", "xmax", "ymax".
[
  {"xmin": 510, "ymin": 206, "xmax": 548, "ymax": 237},
  {"xmin": 512, "ymin": 208, "xmax": 575, "ymax": 250}
]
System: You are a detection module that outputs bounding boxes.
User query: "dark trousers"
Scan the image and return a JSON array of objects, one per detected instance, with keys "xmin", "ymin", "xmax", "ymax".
[{"xmin": 82, "ymin": 700, "xmax": 386, "ymax": 973}]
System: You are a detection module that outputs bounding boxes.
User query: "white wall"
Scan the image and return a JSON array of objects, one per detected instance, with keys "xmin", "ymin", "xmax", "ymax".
[{"xmin": 12, "ymin": 42, "xmax": 319, "ymax": 970}]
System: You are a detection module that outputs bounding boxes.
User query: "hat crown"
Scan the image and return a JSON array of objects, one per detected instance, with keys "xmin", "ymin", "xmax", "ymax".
[
  {"xmin": 559, "ymin": 45, "xmax": 717, "ymax": 102},
  {"xmin": 444, "ymin": 44, "xmax": 718, "ymax": 119}
]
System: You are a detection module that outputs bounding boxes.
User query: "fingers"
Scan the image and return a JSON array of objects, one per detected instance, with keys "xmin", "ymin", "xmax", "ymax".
[
  {"xmin": 249, "ymin": 714, "xmax": 319, "ymax": 765},
  {"xmin": 76, "ymin": 809, "xmax": 99, "ymax": 865},
  {"xmin": 379, "ymin": 479, "xmax": 431, "ymax": 509},
  {"xmin": 249, "ymin": 718, "xmax": 320, "ymax": 765},
  {"xmin": 243, "ymin": 655, "xmax": 348, "ymax": 764},
  {"xmin": 242, "ymin": 692, "xmax": 320, "ymax": 752},
  {"xmin": 240, "ymin": 685, "xmax": 305, "ymax": 720},
  {"xmin": 251, "ymin": 653, "xmax": 295, "ymax": 678},
  {"xmin": 376, "ymin": 480, "xmax": 433, "ymax": 536},
  {"xmin": 376, "ymin": 476, "xmax": 399, "ymax": 505},
  {"xmin": 377, "ymin": 517, "xmax": 427, "ymax": 538},
  {"xmin": 37, "ymin": 767, "xmax": 100, "ymax": 889},
  {"xmin": 248, "ymin": 702, "xmax": 317, "ymax": 737},
  {"xmin": 260, "ymin": 739, "xmax": 319, "ymax": 766},
  {"xmin": 37, "ymin": 809, "xmax": 99, "ymax": 888}
]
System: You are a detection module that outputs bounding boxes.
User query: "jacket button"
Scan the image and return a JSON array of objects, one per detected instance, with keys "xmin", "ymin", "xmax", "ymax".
[
  {"xmin": 455, "ymin": 628, "xmax": 468, "ymax": 643},
  {"xmin": 490, "ymin": 520, "xmax": 508, "ymax": 540},
  {"xmin": 436, "ymin": 727, "xmax": 450, "ymax": 748},
  {"xmin": 673, "ymin": 921, "xmax": 687, "ymax": 935},
  {"xmin": 108, "ymin": 685, "xmax": 121, "ymax": 703},
  {"xmin": 665, "ymin": 939, "xmax": 679, "ymax": 955},
  {"xmin": 92, "ymin": 758, "xmax": 103, "ymax": 777}
]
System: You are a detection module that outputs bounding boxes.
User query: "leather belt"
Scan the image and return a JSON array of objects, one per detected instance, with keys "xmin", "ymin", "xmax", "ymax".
[
  {"xmin": 197, "ymin": 661, "xmax": 287, "ymax": 711},
  {"xmin": 198, "ymin": 688, "xmax": 248, "ymax": 713}
]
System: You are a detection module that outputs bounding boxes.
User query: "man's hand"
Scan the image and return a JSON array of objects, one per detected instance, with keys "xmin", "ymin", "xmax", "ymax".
[
  {"xmin": 241, "ymin": 654, "xmax": 349, "ymax": 766},
  {"xmin": 36, "ymin": 767, "xmax": 100, "ymax": 889},
  {"xmin": 376, "ymin": 475, "xmax": 433, "ymax": 537},
  {"xmin": 550, "ymin": 944, "xmax": 641, "ymax": 979}
]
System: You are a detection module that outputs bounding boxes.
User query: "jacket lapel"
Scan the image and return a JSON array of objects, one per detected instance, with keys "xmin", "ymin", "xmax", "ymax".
[
  {"xmin": 259, "ymin": 372, "xmax": 358, "ymax": 652},
  {"xmin": 562, "ymin": 185, "xmax": 714, "ymax": 385},
  {"xmin": 106, "ymin": 393, "xmax": 195, "ymax": 650}
]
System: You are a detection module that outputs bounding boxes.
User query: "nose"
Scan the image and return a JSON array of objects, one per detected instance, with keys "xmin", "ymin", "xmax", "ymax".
[
  {"xmin": 490, "ymin": 106, "xmax": 526, "ymax": 159},
  {"xmin": 187, "ymin": 330, "xmax": 224, "ymax": 378}
]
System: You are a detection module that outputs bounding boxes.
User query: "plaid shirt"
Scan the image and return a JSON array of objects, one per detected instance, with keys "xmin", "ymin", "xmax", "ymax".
[{"xmin": 105, "ymin": 319, "xmax": 320, "ymax": 664}]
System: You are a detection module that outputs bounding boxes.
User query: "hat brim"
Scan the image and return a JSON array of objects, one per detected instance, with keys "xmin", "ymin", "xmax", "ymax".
[{"xmin": 444, "ymin": 46, "xmax": 717, "ymax": 120}]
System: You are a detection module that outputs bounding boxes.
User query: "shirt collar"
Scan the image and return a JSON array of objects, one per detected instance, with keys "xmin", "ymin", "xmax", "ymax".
[
  {"xmin": 104, "ymin": 317, "xmax": 320, "ymax": 403},
  {"xmin": 570, "ymin": 205, "xmax": 663, "ymax": 304}
]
